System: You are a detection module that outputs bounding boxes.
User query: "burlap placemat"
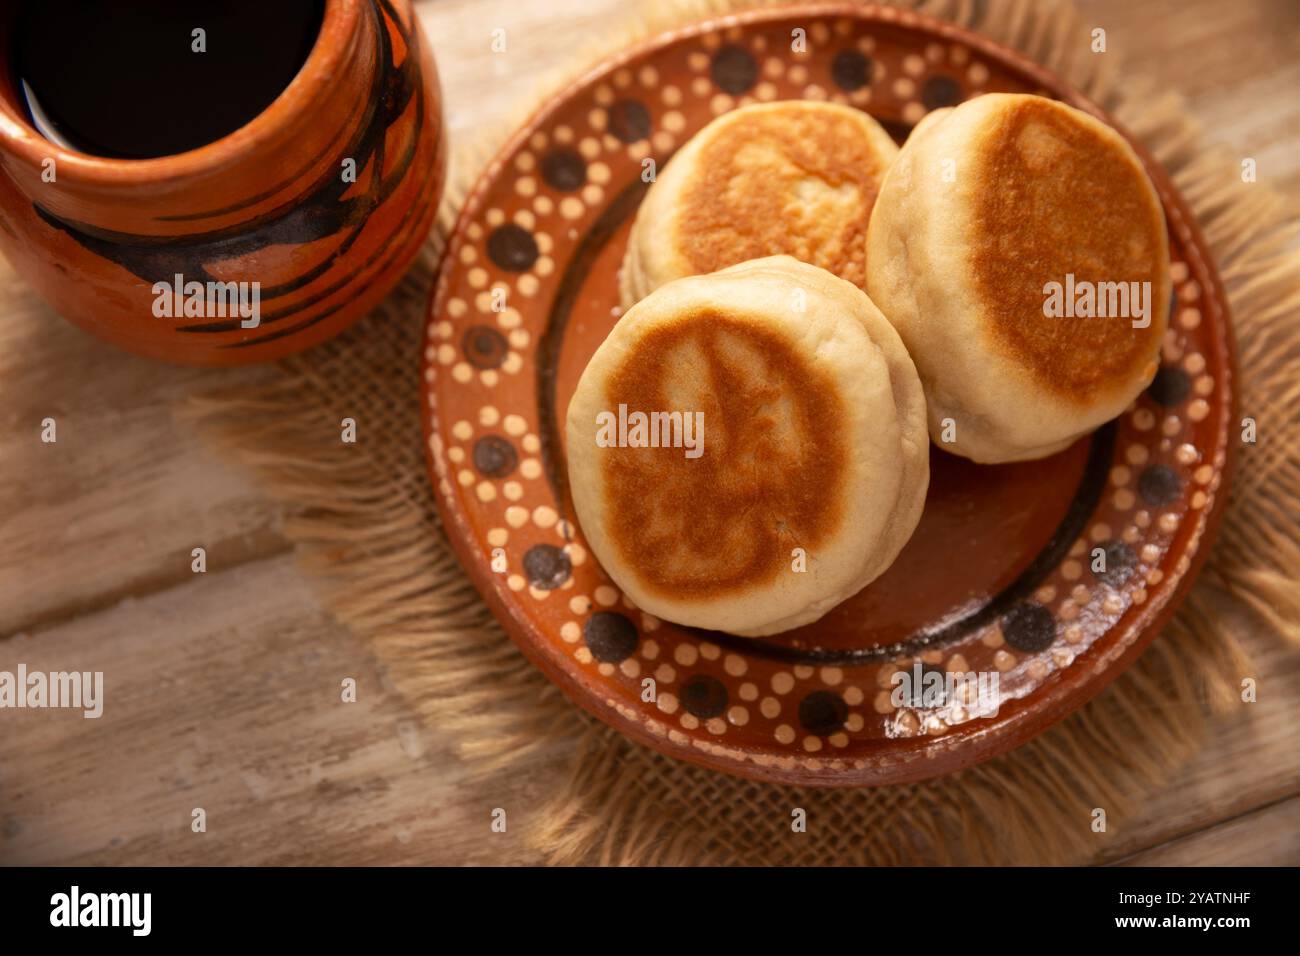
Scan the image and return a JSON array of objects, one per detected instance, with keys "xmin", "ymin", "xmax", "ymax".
[{"xmin": 185, "ymin": 0, "xmax": 1300, "ymax": 865}]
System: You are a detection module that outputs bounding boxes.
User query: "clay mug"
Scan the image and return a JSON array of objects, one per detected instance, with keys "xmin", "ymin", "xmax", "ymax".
[{"xmin": 0, "ymin": 0, "xmax": 446, "ymax": 365}]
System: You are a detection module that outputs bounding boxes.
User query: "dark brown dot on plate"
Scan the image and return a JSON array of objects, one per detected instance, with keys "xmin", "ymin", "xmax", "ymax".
[
  {"xmin": 1002, "ymin": 602, "xmax": 1056, "ymax": 653},
  {"xmin": 540, "ymin": 147, "xmax": 586, "ymax": 191},
  {"xmin": 1092, "ymin": 539, "xmax": 1138, "ymax": 587},
  {"xmin": 462, "ymin": 325, "xmax": 508, "ymax": 369},
  {"xmin": 608, "ymin": 99, "xmax": 651, "ymax": 143},
  {"xmin": 523, "ymin": 544, "xmax": 571, "ymax": 590},
  {"xmin": 584, "ymin": 612, "xmax": 638, "ymax": 663},
  {"xmin": 711, "ymin": 43, "xmax": 758, "ymax": 95},
  {"xmin": 486, "ymin": 222, "xmax": 538, "ymax": 272},
  {"xmin": 1147, "ymin": 365, "xmax": 1191, "ymax": 406},
  {"xmin": 680, "ymin": 674, "xmax": 728, "ymax": 719},
  {"xmin": 1138, "ymin": 465, "xmax": 1182, "ymax": 507},
  {"xmin": 831, "ymin": 50, "xmax": 872, "ymax": 91},
  {"xmin": 798, "ymin": 690, "xmax": 848, "ymax": 733},
  {"xmin": 472, "ymin": 435, "xmax": 517, "ymax": 478},
  {"xmin": 921, "ymin": 74, "xmax": 962, "ymax": 110}
]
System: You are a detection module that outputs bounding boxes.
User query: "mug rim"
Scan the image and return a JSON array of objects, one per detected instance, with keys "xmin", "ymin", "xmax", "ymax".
[{"xmin": 0, "ymin": 0, "xmax": 360, "ymax": 184}]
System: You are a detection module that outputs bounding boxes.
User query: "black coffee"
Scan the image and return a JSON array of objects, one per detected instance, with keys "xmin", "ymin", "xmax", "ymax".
[{"xmin": 14, "ymin": 0, "xmax": 326, "ymax": 160}]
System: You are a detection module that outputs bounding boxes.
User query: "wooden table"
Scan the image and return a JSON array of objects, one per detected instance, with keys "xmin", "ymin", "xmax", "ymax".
[{"xmin": 2, "ymin": 0, "xmax": 1298, "ymax": 866}]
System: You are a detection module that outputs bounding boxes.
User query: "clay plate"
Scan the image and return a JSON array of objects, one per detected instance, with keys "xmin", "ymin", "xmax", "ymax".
[{"xmin": 421, "ymin": 3, "xmax": 1236, "ymax": 786}]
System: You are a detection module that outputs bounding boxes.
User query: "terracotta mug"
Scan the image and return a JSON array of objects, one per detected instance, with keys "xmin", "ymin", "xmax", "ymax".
[{"xmin": 0, "ymin": 0, "xmax": 446, "ymax": 365}]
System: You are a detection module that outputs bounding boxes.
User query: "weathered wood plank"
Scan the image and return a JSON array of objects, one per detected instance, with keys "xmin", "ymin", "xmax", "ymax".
[
  {"xmin": 1116, "ymin": 795, "xmax": 1300, "ymax": 866},
  {"xmin": 0, "ymin": 555, "xmax": 570, "ymax": 865},
  {"xmin": 1095, "ymin": 602, "xmax": 1300, "ymax": 863},
  {"xmin": 1067, "ymin": 0, "xmax": 1300, "ymax": 197},
  {"xmin": 0, "ymin": 268, "xmax": 288, "ymax": 635}
]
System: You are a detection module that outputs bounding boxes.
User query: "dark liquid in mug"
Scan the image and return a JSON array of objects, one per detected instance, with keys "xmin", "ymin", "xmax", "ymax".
[{"xmin": 13, "ymin": 0, "xmax": 326, "ymax": 159}]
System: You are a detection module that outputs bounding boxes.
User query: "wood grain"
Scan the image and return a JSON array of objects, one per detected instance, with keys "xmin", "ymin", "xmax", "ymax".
[
  {"xmin": 0, "ymin": 263, "xmax": 289, "ymax": 636},
  {"xmin": 0, "ymin": 555, "xmax": 566, "ymax": 865},
  {"xmin": 1115, "ymin": 795, "xmax": 1300, "ymax": 866},
  {"xmin": 1098, "ymin": 601, "xmax": 1300, "ymax": 864},
  {"xmin": 0, "ymin": 0, "xmax": 1296, "ymax": 865},
  {"xmin": 1084, "ymin": 0, "xmax": 1300, "ymax": 201}
]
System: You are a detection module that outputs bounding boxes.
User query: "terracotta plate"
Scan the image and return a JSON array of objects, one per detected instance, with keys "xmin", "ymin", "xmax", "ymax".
[{"xmin": 421, "ymin": 4, "xmax": 1236, "ymax": 786}]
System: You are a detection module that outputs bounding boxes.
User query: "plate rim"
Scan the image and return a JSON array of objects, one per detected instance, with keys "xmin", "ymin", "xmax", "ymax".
[{"xmin": 420, "ymin": 1, "xmax": 1239, "ymax": 787}]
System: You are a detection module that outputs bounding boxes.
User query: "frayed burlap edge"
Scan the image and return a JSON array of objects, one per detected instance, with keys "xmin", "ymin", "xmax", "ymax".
[{"xmin": 182, "ymin": 0, "xmax": 1300, "ymax": 865}]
